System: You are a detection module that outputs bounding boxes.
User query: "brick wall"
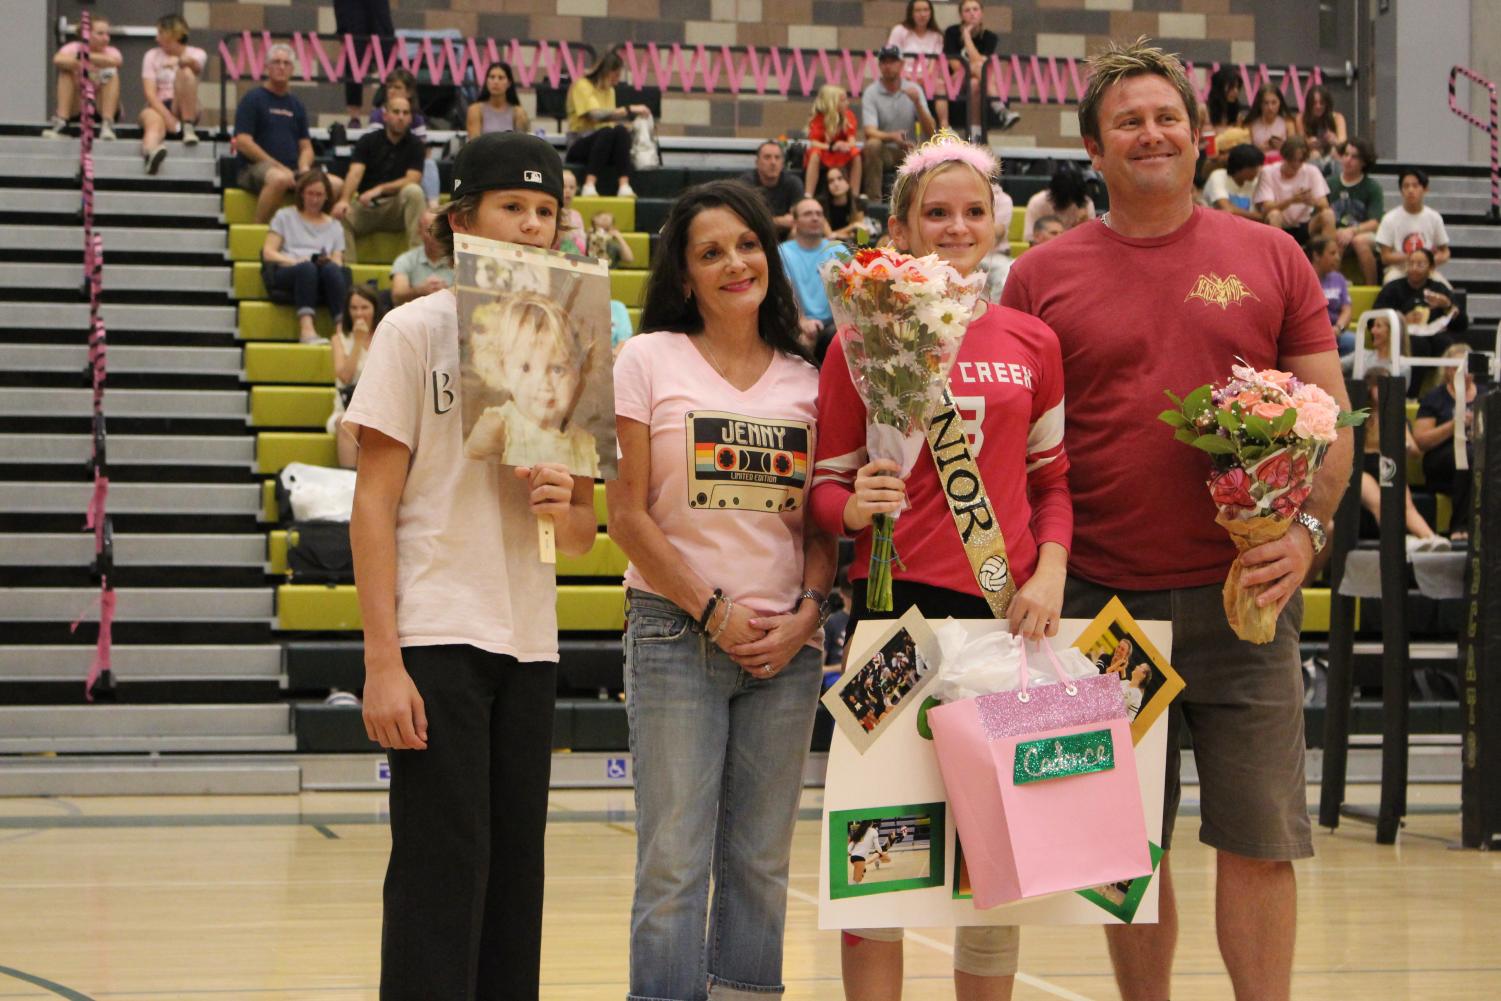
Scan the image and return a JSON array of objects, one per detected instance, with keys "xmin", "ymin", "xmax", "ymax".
[{"xmin": 162, "ymin": 0, "xmax": 1258, "ymax": 143}]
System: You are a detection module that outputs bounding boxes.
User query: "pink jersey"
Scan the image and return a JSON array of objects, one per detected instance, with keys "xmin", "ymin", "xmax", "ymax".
[
  {"xmin": 810, "ymin": 306, "xmax": 1071, "ymax": 595},
  {"xmin": 1002, "ymin": 206, "xmax": 1335, "ymax": 590}
]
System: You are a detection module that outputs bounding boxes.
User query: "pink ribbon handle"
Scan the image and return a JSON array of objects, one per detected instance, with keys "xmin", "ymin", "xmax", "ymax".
[{"xmin": 1015, "ymin": 638, "xmax": 1078, "ymax": 702}]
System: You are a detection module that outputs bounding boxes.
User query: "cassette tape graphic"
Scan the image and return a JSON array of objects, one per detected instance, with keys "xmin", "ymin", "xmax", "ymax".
[{"xmin": 686, "ymin": 410, "xmax": 812, "ymax": 513}]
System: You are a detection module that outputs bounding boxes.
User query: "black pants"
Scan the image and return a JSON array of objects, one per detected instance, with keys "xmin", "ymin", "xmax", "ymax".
[
  {"xmin": 567, "ymin": 124, "xmax": 632, "ymax": 189},
  {"xmin": 334, "ymin": 0, "xmax": 394, "ymax": 111},
  {"xmin": 380, "ymin": 644, "xmax": 557, "ymax": 1001},
  {"xmin": 1422, "ymin": 444, "xmax": 1473, "ymax": 532},
  {"xmin": 267, "ymin": 260, "xmax": 348, "ymax": 324}
]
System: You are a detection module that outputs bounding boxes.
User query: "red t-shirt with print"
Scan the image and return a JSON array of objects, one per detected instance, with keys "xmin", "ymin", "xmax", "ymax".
[
  {"xmin": 1001, "ymin": 206, "xmax": 1336, "ymax": 590},
  {"xmin": 810, "ymin": 305, "xmax": 1072, "ymax": 595}
]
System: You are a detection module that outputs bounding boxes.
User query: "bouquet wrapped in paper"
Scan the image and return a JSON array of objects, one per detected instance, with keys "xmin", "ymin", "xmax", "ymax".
[
  {"xmin": 824, "ymin": 247, "xmax": 985, "ymax": 611},
  {"xmin": 1159, "ymin": 362, "xmax": 1366, "ymax": 644}
]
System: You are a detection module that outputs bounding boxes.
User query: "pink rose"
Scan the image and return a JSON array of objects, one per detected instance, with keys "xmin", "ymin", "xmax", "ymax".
[
  {"xmin": 1251, "ymin": 400, "xmax": 1288, "ymax": 422},
  {"xmin": 1261, "ymin": 369, "xmax": 1297, "ymax": 390},
  {"xmin": 1209, "ymin": 467, "xmax": 1257, "ymax": 510}
]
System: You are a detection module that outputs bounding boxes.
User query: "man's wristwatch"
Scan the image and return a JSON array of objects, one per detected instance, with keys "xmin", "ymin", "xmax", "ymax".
[
  {"xmin": 1294, "ymin": 512, "xmax": 1327, "ymax": 556},
  {"xmin": 798, "ymin": 588, "xmax": 833, "ymax": 627}
]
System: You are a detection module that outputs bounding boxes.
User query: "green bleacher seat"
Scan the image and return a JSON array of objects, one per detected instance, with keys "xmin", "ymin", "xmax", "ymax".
[
  {"xmin": 1350, "ymin": 285, "xmax": 1378, "ymax": 319},
  {"xmin": 250, "ymin": 385, "xmax": 335, "ymax": 428},
  {"xmin": 611, "ymin": 269, "xmax": 649, "ymax": 307},
  {"xmin": 244, "ymin": 342, "xmax": 334, "ymax": 385},
  {"xmin": 257, "ymin": 432, "xmax": 337, "ymax": 473},
  {"xmin": 223, "ymin": 187, "xmax": 290, "ymax": 225},
  {"xmin": 1301, "ymin": 587, "xmax": 1331, "ymax": 633},
  {"xmin": 1010, "ymin": 240, "xmax": 1028, "ymax": 258},
  {"xmin": 268, "ymin": 529, "xmax": 624, "ymax": 577},
  {"xmin": 1009, "ymin": 205, "xmax": 1025, "ymax": 243},
  {"xmin": 573, "ymin": 195, "xmax": 635, "ymax": 233},
  {"xmin": 234, "ymin": 261, "xmax": 390, "ymax": 300},
  {"xmin": 229, "ymin": 223, "xmax": 411, "ymax": 266},
  {"xmin": 240, "ymin": 301, "xmax": 334, "ymax": 341},
  {"xmin": 276, "ymin": 583, "xmax": 626, "ymax": 631},
  {"xmin": 612, "ymin": 231, "xmax": 650, "ymax": 268}
]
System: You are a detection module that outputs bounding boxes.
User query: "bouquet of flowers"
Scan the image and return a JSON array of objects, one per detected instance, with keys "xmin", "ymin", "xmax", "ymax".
[
  {"xmin": 1159, "ymin": 362, "xmax": 1367, "ymax": 644},
  {"xmin": 824, "ymin": 247, "xmax": 985, "ymax": 611}
]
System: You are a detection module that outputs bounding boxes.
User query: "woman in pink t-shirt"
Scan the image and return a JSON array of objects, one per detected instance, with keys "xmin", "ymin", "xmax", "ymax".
[
  {"xmin": 42, "ymin": 16, "xmax": 123, "ymax": 140},
  {"xmin": 137, "ymin": 13, "xmax": 206, "ymax": 175},
  {"xmin": 810, "ymin": 131, "xmax": 1073, "ymax": 999},
  {"xmin": 886, "ymin": 0, "xmax": 950, "ymax": 134},
  {"xmin": 609, "ymin": 180, "xmax": 836, "ymax": 1000}
]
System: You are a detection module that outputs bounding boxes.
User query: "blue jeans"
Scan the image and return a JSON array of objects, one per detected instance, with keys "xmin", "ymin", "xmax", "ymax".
[
  {"xmin": 268, "ymin": 259, "xmax": 348, "ymax": 324},
  {"xmin": 624, "ymin": 589, "xmax": 822, "ymax": 1001}
]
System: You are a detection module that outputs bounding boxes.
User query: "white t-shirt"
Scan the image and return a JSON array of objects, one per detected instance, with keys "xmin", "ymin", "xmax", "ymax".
[
  {"xmin": 1253, "ymin": 162, "xmax": 1329, "ymax": 226},
  {"xmin": 1375, "ymin": 205, "xmax": 1450, "ymax": 283},
  {"xmin": 613, "ymin": 331, "xmax": 819, "ymax": 617},
  {"xmin": 1204, "ymin": 168, "xmax": 1258, "ymax": 213},
  {"xmin": 342, "ymin": 289, "xmax": 560, "ymax": 662},
  {"xmin": 849, "ymin": 826, "xmax": 883, "ymax": 858}
]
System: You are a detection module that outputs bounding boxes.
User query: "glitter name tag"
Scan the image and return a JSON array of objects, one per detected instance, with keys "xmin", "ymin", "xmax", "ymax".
[{"xmin": 1013, "ymin": 730, "xmax": 1115, "ymax": 785}]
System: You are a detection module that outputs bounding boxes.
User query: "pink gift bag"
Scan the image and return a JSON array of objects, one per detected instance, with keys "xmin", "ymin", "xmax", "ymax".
[{"xmin": 928, "ymin": 640, "xmax": 1152, "ymax": 908}]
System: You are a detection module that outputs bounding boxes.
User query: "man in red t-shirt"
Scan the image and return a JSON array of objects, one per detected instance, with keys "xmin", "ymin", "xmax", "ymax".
[{"xmin": 1003, "ymin": 39, "xmax": 1353, "ymax": 1001}]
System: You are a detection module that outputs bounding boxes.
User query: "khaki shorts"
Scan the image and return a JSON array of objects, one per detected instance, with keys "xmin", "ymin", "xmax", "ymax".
[
  {"xmin": 843, "ymin": 925, "xmax": 1019, "ymax": 977},
  {"xmin": 1063, "ymin": 576, "xmax": 1314, "ymax": 861},
  {"xmin": 237, "ymin": 159, "xmax": 283, "ymax": 193}
]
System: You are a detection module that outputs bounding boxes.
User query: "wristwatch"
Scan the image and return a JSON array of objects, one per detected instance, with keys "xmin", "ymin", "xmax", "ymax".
[
  {"xmin": 1294, "ymin": 512, "xmax": 1327, "ymax": 555},
  {"xmin": 799, "ymin": 587, "xmax": 833, "ymax": 627}
]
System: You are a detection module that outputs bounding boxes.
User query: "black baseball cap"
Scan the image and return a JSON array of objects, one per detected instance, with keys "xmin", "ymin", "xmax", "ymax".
[
  {"xmin": 450, "ymin": 131, "xmax": 563, "ymax": 205},
  {"xmin": 878, "ymin": 45, "xmax": 903, "ymax": 61}
]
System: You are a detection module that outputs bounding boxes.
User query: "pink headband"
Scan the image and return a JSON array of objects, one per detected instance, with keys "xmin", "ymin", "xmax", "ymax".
[{"xmin": 896, "ymin": 131, "xmax": 1001, "ymax": 181}]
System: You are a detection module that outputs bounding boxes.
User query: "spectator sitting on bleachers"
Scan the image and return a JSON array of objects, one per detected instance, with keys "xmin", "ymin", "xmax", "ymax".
[
  {"xmin": 1414, "ymin": 343, "xmax": 1477, "ymax": 544},
  {"xmin": 1203, "ymin": 143, "xmax": 1265, "ymax": 220},
  {"xmin": 1254, "ymin": 135, "xmax": 1333, "ymax": 245},
  {"xmin": 566, "ymin": 47, "xmax": 646, "ymax": 198},
  {"xmin": 586, "ymin": 211, "xmax": 635, "ymax": 268},
  {"xmin": 1376, "ymin": 168, "xmax": 1451, "ymax": 285},
  {"xmin": 818, "ymin": 167, "xmax": 868, "ymax": 243},
  {"xmin": 370, "ymin": 68, "xmax": 428, "ymax": 136},
  {"xmin": 944, "ymin": 0, "xmax": 1018, "ymax": 141},
  {"xmin": 1373, "ymin": 247, "xmax": 1467, "ymax": 355},
  {"xmin": 559, "ymin": 169, "xmax": 586, "ymax": 255},
  {"xmin": 886, "ymin": 1, "xmax": 945, "ymax": 59},
  {"xmin": 1308, "ymin": 236, "xmax": 1354, "ymax": 357},
  {"xmin": 804, "ymin": 85, "xmax": 862, "ymax": 198},
  {"xmin": 465, "ymin": 61, "xmax": 529, "ymax": 138},
  {"xmin": 1327, "ymin": 137, "xmax": 1382, "ymax": 284},
  {"xmin": 331, "ymin": 95, "xmax": 426, "ymax": 263},
  {"xmin": 262, "ymin": 169, "xmax": 346, "ymax": 345},
  {"xmin": 1031, "ymin": 214, "xmax": 1064, "ymax": 245},
  {"xmin": 329, "ymin": 284, "xmax": 382, "ymax": 469},
  {"xmin": 42, "ymin": 14, "xmax": 121, "ymax": 141},
  {"xmin": 741, "ymin": 140, "xmax": 805, "ymax": 239},
  {"xmin": 1201, "ymin": 66, "xmax": 1247, "ymax": 152},
  {"xmin": 1023, "ymin": 165, "xmax": 1094, "ymax": 241},
  {"xmin": 1246, "ymin": 82, "xmax": 1296, "ymax": 153},
  {"xmin": 778, "ymin": 197, "xmax": 843, "ymax": 358},
  {"xmin": 138, "ymin": 14, "xmax": 205, "ymax": 175},
  {"xmin": 1359, "ymin": 365, "xmax": 1449, "ymax": 553},
  {"xmin": 1299, "ymin": 85, "xmax": 1346, "ymax": 168},
  {"xmin": 860, "ymin": 45, "xmax": 936, "ymax": 201},
  {"xmin": 390, "ymin": 210, "xmax": 452, "ymax": 306},
  {"xmin": 234, "ymin": 43, "xmax": 342, "ymax": 225}
]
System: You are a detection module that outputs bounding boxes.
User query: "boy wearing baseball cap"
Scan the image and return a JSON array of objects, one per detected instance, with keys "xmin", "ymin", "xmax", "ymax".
[{"xmin": 344, "ymin": 132, "xmax": 598, "ymax": 1000}]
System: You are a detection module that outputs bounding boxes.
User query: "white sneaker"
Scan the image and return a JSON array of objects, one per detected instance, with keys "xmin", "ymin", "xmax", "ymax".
[
  {"xmin": 616, "ymin": 182, "xmax": 636, "ymax": 198},
  {"xmin": 144, "ymin": 145, "xmax": 167, "ymax": 175},
  {"xmin": 1421, "ymin": 534, "xmax": 1452, "ymax": 552},
  {"xmin": 182, "ymin": 122, "xmax": 199, "ymax": 146},
  {"xmin": 580, "ymin": 182, "xmax": 599, "ymax": 197},
  {"xmin": 99, "ymin": 120, "xmax": 117, "ymax": 141},
  {"xmin": 40, "ymin": 117, "xmax": 66, "ymax": 139}
]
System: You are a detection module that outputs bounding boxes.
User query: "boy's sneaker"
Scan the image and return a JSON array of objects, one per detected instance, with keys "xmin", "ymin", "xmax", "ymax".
[
  {"xmin": 182, "ymin": 122, "xmax": 199, "ymax": 146},
  {"xmin": 580, "ymin": 181, "xmax": 599, "ymax": 197},
  {"xmin": 40, "ymin": 116, "xmax": 66, "ymax": 139},
  {"xmin": 990, "ymin": 99, "xmax": 1022, "ymax": 132},
  {"xmin": 616, "ymin": 182, "xmax": 637, "ymax": 198},
  {"xmin": 99, "ymin": 120, "xmax": 117, "ymax": 142},
  {"xmin": 144, "ymin": 145, "xmax": 167, "ymax": 175}
]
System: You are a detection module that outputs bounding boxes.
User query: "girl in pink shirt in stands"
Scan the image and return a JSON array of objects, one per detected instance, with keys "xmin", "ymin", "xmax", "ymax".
[{"xmin": 138, "ymin": 14, "xmax": 206, "ymax": 174}]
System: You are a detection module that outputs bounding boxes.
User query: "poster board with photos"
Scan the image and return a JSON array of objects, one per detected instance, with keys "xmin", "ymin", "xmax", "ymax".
[
  {"xmin": 453, "ymin": 233, "xmax": 616, "ymax": 479},
  {"xmin": 818, "ymin": 605, "xmax": 1175, "ymax": 929}
]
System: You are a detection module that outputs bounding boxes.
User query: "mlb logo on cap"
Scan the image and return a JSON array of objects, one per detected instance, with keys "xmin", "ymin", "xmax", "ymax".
[{"xmin": 525, "ymin": 170, "xmax": 542, "ymax": 183}]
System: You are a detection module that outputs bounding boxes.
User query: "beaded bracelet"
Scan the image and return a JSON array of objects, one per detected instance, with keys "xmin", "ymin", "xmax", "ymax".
[
  {"xmin": 709, "ymin": 595, "xmax": 735, "ymax": 643},
  {"xmin": 698, "ymin": 587, "xmax": 723, "ymax": 630}
]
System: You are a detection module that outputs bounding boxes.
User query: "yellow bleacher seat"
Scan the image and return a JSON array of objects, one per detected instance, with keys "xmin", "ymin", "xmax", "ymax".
[
  {"xmin": 612, "ymin": 231, "xmax": 650, "ymax": 268},
  {"xmin": 276, "ymin": 583, "xmax": 626, "ymax": 631},
  {"xmin": 222, "ymin": 188, "xmax": 290, "ymax": 226},
  {"xmin": 611, "ymin": 269, "xmax": 649, "ymax": 307},
  {"xmin": 628, "ymin": 307, "xmax": 641, "ymax": 333},
  {"xmin": 257, "ymin": 432, "xmax": 337, "ymax": 474},
  {"xmin": 573, "ymin": 195, "xmax": 635, "ymax": 233},
  {"xmin": 240, "ymin": 301, "xmax": 335, "ymax": 341},
  {"xmin": 1301, "ymin": 587, "xmax": 1332, "ymax": 633},
  {"xmin": 1008, "ymin": 205, "xmax": 1025, "ymax": 243},
  {"xmin": 233, "ymin": 261, "xmax": 390, "ymax": 300},
  {"xmin": 250, "ymin": 385, "xmax": 335, "ymax": 428},
  {"xmin": 244, "ymin": 342, "xmax": 334, "ymax": 385},
  {"xmin": 229, "ymin": 224, "xmax": 411, "ymax": 265},
  {"xmin": 1010, "ymin": 240, "xmax": 1028, "ymax": 258},
  {"xmin": 1350, "ymin": 285, "xmax": 1378, "ymax": 320}
]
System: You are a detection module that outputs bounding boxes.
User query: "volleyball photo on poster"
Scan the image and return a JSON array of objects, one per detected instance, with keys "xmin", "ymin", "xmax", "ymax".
[
  {"xmin": 1073, "ymin": 596, "xmax": 1184, "ymax": 745},
  {"xmin": 453, "ymin": 233, "xmax": 617, "ymax": 478},
  {"xmin": 829, "ymin": 803, "xmax": 946, "ymax": 899},
  {"xmin": 1077, "ymin": 842, "xmax": 1165, "ymax": 923},
  {"xmin": 820, "ymin": 606, "xmax": 941, "ymax": 755}
]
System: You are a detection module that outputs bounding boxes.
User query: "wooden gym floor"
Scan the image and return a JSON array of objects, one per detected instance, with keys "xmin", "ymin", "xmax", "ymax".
[{"xmin": 0, "ymin": 784, "xmax": 1497, "ymax": 1000}]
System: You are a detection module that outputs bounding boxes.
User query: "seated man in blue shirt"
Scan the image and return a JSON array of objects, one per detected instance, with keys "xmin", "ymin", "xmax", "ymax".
[
  {"xmin": 234, "ymin": 43, "xmax": 342, "ymax": 223},
  {"xmin": 778, "ymin": 197, "xmax": 844, "ymax": 362}
]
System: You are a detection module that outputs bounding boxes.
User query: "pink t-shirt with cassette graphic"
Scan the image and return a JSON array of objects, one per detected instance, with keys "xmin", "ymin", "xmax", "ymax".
[{"xmin": 613, "ymin": 331, "xmax": 819, "ymax": 615}]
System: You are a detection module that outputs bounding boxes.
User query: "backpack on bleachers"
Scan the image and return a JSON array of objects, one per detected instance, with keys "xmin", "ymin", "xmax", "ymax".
[{"xmin": 286, "ymin": 520, "xmax": 355, "ymax": 584}]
